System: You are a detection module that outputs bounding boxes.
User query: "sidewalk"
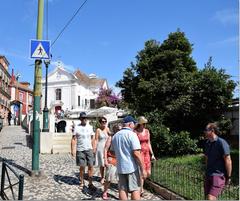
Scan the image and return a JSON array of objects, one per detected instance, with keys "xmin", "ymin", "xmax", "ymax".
[{"xmin": 0, "ymin": 126, "xmax": 162, "ymax": 200}]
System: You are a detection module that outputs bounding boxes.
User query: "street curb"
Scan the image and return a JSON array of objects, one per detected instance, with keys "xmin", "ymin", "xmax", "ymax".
[{"xmin": 145, "ymin": 179, "xmax": 185, "ymax": 200}]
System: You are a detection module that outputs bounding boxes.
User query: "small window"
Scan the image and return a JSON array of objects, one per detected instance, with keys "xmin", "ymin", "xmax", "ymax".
[
  {"xmin": 19, "ymin": 92, "xmax": 23, "ymax": 102},
  {"xmin": 56, "ymin": 89, "xmax": 61, "ymax": 100},
  {"xmin": 78, "ymin": 96, "xmax": 81, "ymax": 106},
  {"xmin": 90, "ymin": 99, "xmax": 95, "ymax": 109}
]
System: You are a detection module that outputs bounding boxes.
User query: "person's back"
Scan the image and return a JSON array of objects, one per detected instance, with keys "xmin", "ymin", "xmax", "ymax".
[{"xmin": 112, "ymin": 129, "xmax": 139, "ymax": 174}]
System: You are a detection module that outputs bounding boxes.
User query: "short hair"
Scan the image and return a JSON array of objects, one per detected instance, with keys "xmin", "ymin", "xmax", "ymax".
[
  {"xmin": 99, "ymin": 116, "xmax": 107, "ymax": 123},
  {"xmin": 207, "ymin": 122, "xmax": 220, "ymax": 135}
]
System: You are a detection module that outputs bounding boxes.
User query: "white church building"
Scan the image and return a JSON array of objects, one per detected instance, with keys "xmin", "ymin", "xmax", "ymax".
[{"xmin": 41, "ymin": 62, "xmax": 108, "ymax": 115}]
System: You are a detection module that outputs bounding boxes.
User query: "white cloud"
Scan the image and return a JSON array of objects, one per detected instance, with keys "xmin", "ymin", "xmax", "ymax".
[
  {"xmin": 209, "ymin": 36, "xmax": 238, "ymax": 47},
  {"xmin": 212, "ymin": 8, "xmax": 238, "ymax": 25}
]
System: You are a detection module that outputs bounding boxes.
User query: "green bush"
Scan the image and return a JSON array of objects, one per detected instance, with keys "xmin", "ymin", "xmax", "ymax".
[
  {"xmin": 169, "ymin": 131, "xmax": 198, "ymax": 155},
  {"xmin": 145, "ymin": 111, "xmax": 198, "ymax": 157}
]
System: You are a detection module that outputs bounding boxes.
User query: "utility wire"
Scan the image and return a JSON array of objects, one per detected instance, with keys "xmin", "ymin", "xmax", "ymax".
[{"xmin": 51, "ymin": 0, "xmax": 88, "ymax": 48}]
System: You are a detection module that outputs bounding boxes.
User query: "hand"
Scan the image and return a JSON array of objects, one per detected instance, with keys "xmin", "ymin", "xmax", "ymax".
[
  {"xmin": 104, "ymin": 161, "xmax": 109, "ymax": 167},
  {"xmin": 151, "ymin": 155, "xmax": 156, "ymax": 160}
]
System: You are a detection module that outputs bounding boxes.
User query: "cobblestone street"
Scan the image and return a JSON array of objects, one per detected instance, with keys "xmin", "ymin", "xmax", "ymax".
[{"xmin": 0, "ymin": 126, "xmax": 162, "ymax": 200}]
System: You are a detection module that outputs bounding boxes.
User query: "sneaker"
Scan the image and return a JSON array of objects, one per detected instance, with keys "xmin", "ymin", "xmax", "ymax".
[
  {"xmin": 102, "ymin": 192, "xmax": 109, "ymax": 200},
  {"xmin": 88, "ymin": 183, "xmax": 97, "ymax": 191}
]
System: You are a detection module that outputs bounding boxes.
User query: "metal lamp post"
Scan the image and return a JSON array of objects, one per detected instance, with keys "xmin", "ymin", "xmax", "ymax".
[{"xmin": 42, "ymin": 59, "xmax": 50, "ymax": 132}]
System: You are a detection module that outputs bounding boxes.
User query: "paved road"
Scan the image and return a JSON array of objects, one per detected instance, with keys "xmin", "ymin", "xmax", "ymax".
[{"xmin": 0, "ymin": 126, "xmax": 162, "ymax": 200}]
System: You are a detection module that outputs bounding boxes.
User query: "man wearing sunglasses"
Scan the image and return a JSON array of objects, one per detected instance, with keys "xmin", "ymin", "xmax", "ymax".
[
  {"xmin": 203, "ymin": 123, "xmax": 232, "ymax": 200},
  {"xmin": 71, "ymin": 112, "xmax": 96, "ymax": 191}
]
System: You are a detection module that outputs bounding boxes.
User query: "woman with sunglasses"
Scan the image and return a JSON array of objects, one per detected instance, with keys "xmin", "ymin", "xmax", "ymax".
[{"xmin": 94, "ymin": 116, "xmax": 110, "ymax": 184}]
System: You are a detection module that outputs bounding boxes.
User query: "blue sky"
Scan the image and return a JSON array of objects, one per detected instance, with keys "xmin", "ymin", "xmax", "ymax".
[{"xmin": 0, "ymin": 0, "xmax": 238, "ymax": 95}]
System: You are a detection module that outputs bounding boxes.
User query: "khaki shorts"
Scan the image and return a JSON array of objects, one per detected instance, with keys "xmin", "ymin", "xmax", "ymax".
[{"xmin": 118, "ymin": 169, "xmax": 141, "ymax": 192}]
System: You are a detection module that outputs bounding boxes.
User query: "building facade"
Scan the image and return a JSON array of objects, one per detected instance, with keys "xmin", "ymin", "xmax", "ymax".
[
  {"xmin": 10, "ymin": 69, "xmax": 33, "ymax": 125},
  {"xmin": 41, "ymin": 62, "xmax": 108, "ymax": 115},
  {"xmin": 0, "ymin": 55, "xmax": 11, "ymax": 126}
]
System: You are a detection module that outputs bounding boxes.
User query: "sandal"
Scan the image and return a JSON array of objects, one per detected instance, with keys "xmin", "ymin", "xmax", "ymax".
[
  {"xmin": 79, "ymin": 182, "xmax": 85, "ymax": 189},
  {"xmin": 102, "ymin": 192, "xmax": 109, "ymax": 200},
  {"xmin": 141, "ymin": 191, "xmax": 147, "ymax": 197}
]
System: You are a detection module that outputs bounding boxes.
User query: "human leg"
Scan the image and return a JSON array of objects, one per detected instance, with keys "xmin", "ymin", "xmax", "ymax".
[
  {"xmin": 118, "ymin": 174, "xmax": 129, "ymax": 200},
  {"xmin": 100, "ymin": 166, "xmax": 105, "ymax": 184},
  {"xmin": 80, "ymin": 166, "xmax": 85, "ymax": 187},
  {"xmin": 102, "ymin": 181, "xmax": 110, "ymax": 200},
  {"xmin": 76, "ymin": 151, "xmax": 87, "ymax": 187},
  {"xmin": 128, "ymin": 169, "xmax": 141, "ymax": 200},
  {"xmin": 205, "ymin": 175, "xmax": 225, "ymax": 200}
]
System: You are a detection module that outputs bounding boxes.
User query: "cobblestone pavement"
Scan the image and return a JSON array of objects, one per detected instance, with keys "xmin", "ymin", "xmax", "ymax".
[{"xmin": 0, "ymin": 126, "xmax": 162, "ymax": 200}]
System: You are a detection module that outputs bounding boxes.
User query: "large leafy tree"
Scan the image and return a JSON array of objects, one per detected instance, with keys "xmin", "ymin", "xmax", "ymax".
[{"xmin": 116, "ymin": 30, "xmax": 236, "ymax": 137}]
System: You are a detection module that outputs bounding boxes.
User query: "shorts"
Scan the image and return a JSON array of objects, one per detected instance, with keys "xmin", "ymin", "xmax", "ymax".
[
  {"xmin": 105, "ymin": 164, "xmax": 118, "ymax": 182},
  {"xmin": 118, "ymin": 169, "xmax": 141, "ymax": 192},
  {"xmin": 76, "ymin": 150, "xmax": 94, "ymax": 167},
  {"xmin": 204, "ymin": 175, "xmax": 226, "ymax": 197}
]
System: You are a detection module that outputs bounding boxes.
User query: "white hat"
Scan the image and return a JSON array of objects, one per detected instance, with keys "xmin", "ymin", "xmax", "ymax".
[{"xmin": 138, "ymin": 116, "xmax": 148, "ymax": 124}]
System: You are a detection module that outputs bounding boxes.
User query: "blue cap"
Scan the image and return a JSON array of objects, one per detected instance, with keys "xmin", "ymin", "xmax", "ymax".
[
  {"xmin": 79, "ymin": 112, "xmax": 87, "ymax": 119},
  {"xmin": 123, "ymin": 115, "xmax": 137, "ymax": 124}
]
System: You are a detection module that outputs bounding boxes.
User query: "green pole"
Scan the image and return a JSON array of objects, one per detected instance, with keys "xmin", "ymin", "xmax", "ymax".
[{"xmin": 32, "ymin": 0, "xmax": 44, "ymax": 175}]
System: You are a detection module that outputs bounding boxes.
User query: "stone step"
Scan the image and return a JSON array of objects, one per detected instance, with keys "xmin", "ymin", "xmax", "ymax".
[{"xmin": 52, "ymin": 144, "xmax": 71, "ymax": 154}]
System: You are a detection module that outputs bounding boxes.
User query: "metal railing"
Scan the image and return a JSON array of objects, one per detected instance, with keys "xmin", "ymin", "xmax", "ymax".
[
  {"xmin": 0, "ymin": 160, "xmax": 24, "ymax": 200},
  {"xmin": 150, "ymin": 160, "xmax": 239, "ymax": 200}
]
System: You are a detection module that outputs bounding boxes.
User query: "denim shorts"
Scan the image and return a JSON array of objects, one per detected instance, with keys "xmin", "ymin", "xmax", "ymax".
[
  {"xmin": 76, "ymin": 150, "xmax": 94, "ymax": 167},
  {"xmin": 204, "ymin": 175, "xmax": 225, "ymax": 197}
]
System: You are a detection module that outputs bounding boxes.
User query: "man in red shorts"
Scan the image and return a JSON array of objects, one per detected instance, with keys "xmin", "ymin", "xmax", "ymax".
[{"xmin": 204, "ymin": 123, "xmax": 232, "ymax": 200}]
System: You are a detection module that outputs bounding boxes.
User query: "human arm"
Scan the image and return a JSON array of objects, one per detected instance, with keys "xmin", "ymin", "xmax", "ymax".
[
  {"xmin": 133, "ymin": 150, "xmax": 147, "ymax": 179},
  {"xmin": 93, "ymin": 129, "xmax": 99, "ymax": 153},
  {"xmin": 224, "ymin": 155, "xmax": 232, "ymax": 185},
  {"xmin": 71, "ymin": 135, "xmax": 76, "ymax": 157},
  {"xmin": 147, "ymin": 130, "xmax": 156, "ymax": 160},
  {"xmin": 104, "ymin": 136, "xmax": 112, "ymax": 166}
]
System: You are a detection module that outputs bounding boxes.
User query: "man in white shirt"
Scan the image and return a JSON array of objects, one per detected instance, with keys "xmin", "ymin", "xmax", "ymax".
[{"xmin": 71, "ymin": 112, "xmax": 96, "ymax": 190}]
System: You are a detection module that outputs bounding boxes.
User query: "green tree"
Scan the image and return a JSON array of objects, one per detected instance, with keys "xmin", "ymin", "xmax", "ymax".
[{"xmin": 116, "ymin": 30, "xmax": 236, "ymax": 139}]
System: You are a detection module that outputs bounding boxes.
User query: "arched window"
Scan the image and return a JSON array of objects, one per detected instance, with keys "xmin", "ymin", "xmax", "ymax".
[{"xmin": 56, "ymin": 89, "xmax": 61, "ymax": 100}]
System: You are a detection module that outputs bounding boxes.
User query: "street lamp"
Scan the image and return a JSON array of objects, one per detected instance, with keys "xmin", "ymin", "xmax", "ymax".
[{"xmin": 42, "ymin": 59, "xmax": 50, "ymax": 132}]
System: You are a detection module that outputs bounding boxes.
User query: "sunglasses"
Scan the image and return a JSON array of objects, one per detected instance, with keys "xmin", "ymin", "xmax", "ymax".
[
  {"xmin": 101, "ymin": 121, "xmax": 107, "ymax": 123},
  {"xmin": 204, "ymin": 128, "xmax": 212, "ymax": 132}
]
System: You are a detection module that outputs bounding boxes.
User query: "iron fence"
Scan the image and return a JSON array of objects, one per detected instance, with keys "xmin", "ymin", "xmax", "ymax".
[
  {"xmin": 150, "ymin": 160, "xmax": 239, "ymax": 200},
  {"xmin": 0, "ymin": 159, "xmax": 24, "ymax": 200}
]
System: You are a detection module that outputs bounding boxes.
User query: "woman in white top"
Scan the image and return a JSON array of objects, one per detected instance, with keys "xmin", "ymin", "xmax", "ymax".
[{"xmin": 94, "ymin": 117, "xmax": 110, "ymax": 184}]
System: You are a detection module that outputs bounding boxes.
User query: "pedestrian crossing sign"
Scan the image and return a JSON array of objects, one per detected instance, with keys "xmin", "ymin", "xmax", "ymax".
[{"xmin": 30, "ymin": 39, "xmax": 51, "ymax": 59}]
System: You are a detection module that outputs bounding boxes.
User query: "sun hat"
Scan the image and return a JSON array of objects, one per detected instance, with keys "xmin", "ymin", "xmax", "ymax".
[{"xmin": 138, "ymin": 116, "xmax": 148, "ymax": 124}]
